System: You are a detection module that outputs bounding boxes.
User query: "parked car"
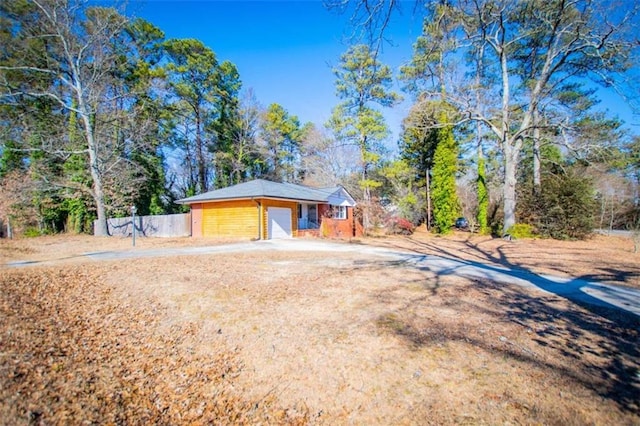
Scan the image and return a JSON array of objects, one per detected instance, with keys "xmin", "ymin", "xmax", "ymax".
[{"xmin": 455, "ymin": 217, "xmax": 469, "ymax": 229}]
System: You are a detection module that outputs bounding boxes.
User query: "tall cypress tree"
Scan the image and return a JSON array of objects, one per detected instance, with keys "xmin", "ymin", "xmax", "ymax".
[
  {"xmin": 476, "ymin": 155, "xmax": 489, "ymax": 234},
  {"xmin": 431, "ymin": 113, "xmax": 460, "ymax": 234}
]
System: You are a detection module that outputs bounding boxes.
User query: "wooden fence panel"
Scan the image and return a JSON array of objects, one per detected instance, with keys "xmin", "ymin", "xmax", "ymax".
[{"xmin": 98, "ymin": 213, "xmax": 191, "ymax": 237}]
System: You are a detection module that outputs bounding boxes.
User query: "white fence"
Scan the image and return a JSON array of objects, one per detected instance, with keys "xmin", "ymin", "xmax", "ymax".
[{"xmin": 99, "ymin": 213, "xmax": 191, "ymax": 238}]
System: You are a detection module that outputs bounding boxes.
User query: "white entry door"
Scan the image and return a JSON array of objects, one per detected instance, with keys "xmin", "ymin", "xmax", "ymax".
[{"xmin": 267, "ymin": 207, "xmax": 292, "ymax": 239}]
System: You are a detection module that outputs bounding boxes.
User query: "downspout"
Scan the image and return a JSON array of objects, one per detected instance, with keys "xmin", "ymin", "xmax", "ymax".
[{"xmin": 252, "ymin": 198, "xmax": 262, "ymax": 240}]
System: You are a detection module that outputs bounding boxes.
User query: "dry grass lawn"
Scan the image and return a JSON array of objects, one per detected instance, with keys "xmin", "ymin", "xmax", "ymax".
[{"xmin": 1, "ymin": 231, "xmax": 639, "ymax": 425}]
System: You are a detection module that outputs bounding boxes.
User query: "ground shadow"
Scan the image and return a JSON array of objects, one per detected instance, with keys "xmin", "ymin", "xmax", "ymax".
[
  {"xmin": 379, "ymin": 237, "xmax": 640, "ymax": 319},
  {"xmin": 365, "ymin": 237, "xmax": 640, "ymax": 415}
]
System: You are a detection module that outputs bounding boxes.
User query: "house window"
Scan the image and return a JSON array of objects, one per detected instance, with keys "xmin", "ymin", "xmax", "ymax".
[{"xmin": 332, "ymin": 205, "xmax": 347, "ymax": 220}]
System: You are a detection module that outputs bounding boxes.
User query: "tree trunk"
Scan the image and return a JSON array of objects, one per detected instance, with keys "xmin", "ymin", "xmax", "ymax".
[
  {"xmin": 426, "ymin": 168, "xmax": 431, "ymax": 231},
  {"xmin": 360, "ymin": 134, "xmax": 371, "ymax": 232},
  {"xmin": 533, "ymin": 107, "xmax": 541, "ymax": 192},
  {"xmin": 473, "ymin": 44, "xmax": 488, "ymax": 234},
  {"xmin": 476, "ymin": 118, "xmax": 488, "ymax": 231},
  {"xmin": 195, "ymin": 108, "xmax": 206, "ymax": 192},
  {"xmin": 609, "ymin": 198, "xmax": 614, "ymax": 232},
  {"xmin": 503, "ymin": 142, "xmax": 519, "ymax": 235},
  {"xmin": 79, "ymin": 106, "xmax": 109, "ymax": 236},
  {"xmin": 362, "ymin": 164, "xmax": 371, "ymax": 231}
]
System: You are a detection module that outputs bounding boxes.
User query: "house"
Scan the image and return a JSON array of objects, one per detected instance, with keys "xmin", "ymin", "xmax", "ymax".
[{"xmin": 175, "ymin": 179, "xmax": 363, "ymax": 239}]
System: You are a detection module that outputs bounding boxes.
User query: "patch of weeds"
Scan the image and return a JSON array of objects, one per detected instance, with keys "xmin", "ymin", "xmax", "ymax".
[{"xmin": 376, "ymin": 313, "xmax": 406, "ymax": 334}]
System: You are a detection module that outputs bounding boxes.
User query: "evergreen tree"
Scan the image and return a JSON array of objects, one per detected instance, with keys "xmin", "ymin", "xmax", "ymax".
[
  {"xmin": 395, "ymin": 0, "xmax": 638, "ymax": 235},
  {"xmin": 380, "ymin": 159, "xmax": 422, "ymax": 224},
  {"xmin": 518, "ymin": 166, "xmax": 596, "ymax": 240},
  {"xmin": 210, "ymin": 60, "xmax": 242, "ymax": 188},
  {"xmin": 476, "ymin": 155, "xmax": 489, "ymax": 234},
  {"xmin": 328, "ymin": 44, "xmax": 400, "ymax": 230},
  {"xmin": 163, "ymin": 38, "xmax": 220, "ymax": 194},
  {"xmin": 431, "ymin": 114, "xmax": 460, "ymax": 234},
  {"xmin": 123, "ymin": 18, "xmax": 171, "ymax": 216},
  {"xmin": 260, "ymin": 103, "xmax": 303, "ymax": 183},
  {"xmin": 163, "ymin": 38, "xmax": 242, "ymax": 195},
  {"xmin": 399, "ymin": 101, "xmax": 440, "ymax": 229}
]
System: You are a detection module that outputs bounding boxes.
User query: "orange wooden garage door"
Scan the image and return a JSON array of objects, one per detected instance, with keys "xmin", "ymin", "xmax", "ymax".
[{"xmin": 201, "ymin": 200, "xmax": 258, "ymax": 238}]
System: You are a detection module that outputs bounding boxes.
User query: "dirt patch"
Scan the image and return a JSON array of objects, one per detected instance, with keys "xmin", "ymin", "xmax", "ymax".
[{"xmin": 1, "ymin": 233, "xmax": 639, "ymax": 424}]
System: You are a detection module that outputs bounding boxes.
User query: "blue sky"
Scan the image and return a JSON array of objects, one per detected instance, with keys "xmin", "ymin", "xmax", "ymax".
[
  {"xmin": 130, "ymin": 0, "xmax": 637, "ymax": 147},
  {"xmin": 130, "ymin": 0, "xmax": 423, "ymax": 145}
]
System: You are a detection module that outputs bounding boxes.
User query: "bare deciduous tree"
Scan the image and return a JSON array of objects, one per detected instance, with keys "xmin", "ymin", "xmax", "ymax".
[
  {"xmin": 0, "ymin": 0, "xmax": 142, "ymax": 235},
  {"xmin": 300, "ymin": 124, "xmax": 361, "ymax": 189}
]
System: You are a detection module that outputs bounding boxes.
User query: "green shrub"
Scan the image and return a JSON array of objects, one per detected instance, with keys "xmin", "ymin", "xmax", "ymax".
[
  {"xmin": 507, "ymin": 223, "xmax": 536, "ymax": 239},
  {"xmin": 517, "ymin": 167, "xmax": 595, "ymax": 240},
  {"xmin": 23, "ymin": 227, "xmax": 42, "ymax": 238}
]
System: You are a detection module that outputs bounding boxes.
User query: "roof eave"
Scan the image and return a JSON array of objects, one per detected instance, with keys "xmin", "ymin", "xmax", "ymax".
[{"xmin": 177, "ymin": 195, "xmax": 330, "ymax": 205}]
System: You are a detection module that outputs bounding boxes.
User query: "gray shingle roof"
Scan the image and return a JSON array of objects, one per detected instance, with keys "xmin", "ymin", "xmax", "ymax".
[{"xmin": 175, "ymin": 179, "xmax": 344, "ymax": 204}]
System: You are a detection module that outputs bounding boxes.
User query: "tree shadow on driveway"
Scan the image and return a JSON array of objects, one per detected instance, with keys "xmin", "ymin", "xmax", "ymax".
[
  {"xmin": 378, "ymin": 237, "xmax": 640, "ymax": 318},
  {"xmin": 367, "ymin": 238, "xmax": 640, "ymax": 415}
]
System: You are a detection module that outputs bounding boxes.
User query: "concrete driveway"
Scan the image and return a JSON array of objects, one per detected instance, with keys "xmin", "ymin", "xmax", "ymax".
[{"xmin": 7, "ymin": 238, "xmax": 640, "ymax": 318}]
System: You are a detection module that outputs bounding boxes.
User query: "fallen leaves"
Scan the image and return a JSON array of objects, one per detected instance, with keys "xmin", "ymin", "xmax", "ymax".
[
  {"xmin": 2, "ymin": 235, "xmax": 639, "ymax": 424},
  {"xmin": 0, "ymin": 266, "xmax": 308, "ymax": 425}
]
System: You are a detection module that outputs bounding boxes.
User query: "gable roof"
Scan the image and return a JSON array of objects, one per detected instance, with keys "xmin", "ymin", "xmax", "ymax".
[{"xmin": 175, "ymin": 179, "xmax": 356, "ymax": 206}]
